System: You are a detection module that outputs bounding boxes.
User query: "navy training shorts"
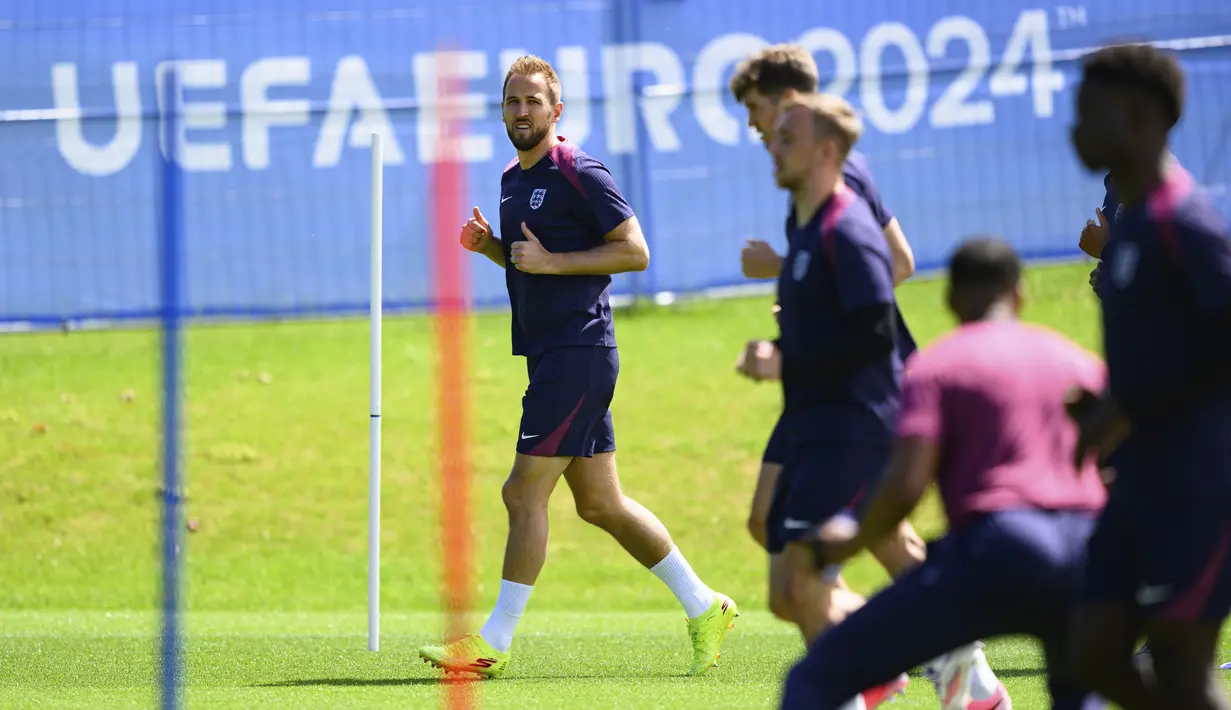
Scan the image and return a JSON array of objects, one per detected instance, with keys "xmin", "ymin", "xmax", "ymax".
[{"xmin": 517, "ymin": 346, "xmax": 618, "ymax": 458}]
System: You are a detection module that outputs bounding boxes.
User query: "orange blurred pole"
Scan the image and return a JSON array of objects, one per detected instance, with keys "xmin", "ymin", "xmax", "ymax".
[{"xmin": 430, "ymin": 48, "xmax": 476, "ymax": 710}]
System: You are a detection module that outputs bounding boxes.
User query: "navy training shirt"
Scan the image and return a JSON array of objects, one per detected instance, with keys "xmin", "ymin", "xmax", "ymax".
[
  {"xmin": 842, "ymin": 150, "xmax": 894, "ymax": 228},
  {"xmin": 1097, "ymin": 165, "xmax": 1231, "ymax": 495},
  {"xmin": 776, "ymin": 185, "xmax": 904, "ymax": 444},
  {"xmin": 842, "ymin": 150, "xmax": 918, "ymax": 362},
  {"xmin": 1101, "ymin": 172, "xmax": 1121, "ymax": 223},
  {"xmin": 498, "ymin": 136, "xmax": 635, "ymax": 357}
]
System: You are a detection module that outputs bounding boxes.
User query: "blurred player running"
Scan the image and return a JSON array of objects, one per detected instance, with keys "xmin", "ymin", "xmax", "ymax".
[
  {"xmin": 1077, "ymin": 170, "xmax": 1164, "ymax": 669},
  {"xmin": 730, "ymin": 48, "xmax": 923, "ymax": 578},
  {"xmin": 779, "ymin": 237, "xmax": 1108, "ymax": 710},
  {"xmin": 730, "ymin": 43, "xmax": 925, "ymax": 616},
  {"xmin": 730, "ymin": 45, "xmax": 1008, "ymax": 708},
  {"xmin": 417, "ymin": 55, "xmax": 737, "ymax": 679},
  {"xmin": 735, "ymin": 90, "xmax": 917, "ymax": 709},
  {"xmin": 1067, "ymin": 43, "xmax": 1231, "ymax": 709}
]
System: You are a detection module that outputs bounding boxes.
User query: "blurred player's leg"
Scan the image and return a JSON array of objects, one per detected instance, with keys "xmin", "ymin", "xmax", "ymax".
[
  {"xmin": 1070, "ymin": 603, "xmax": 1161, "ymax": 709},
  {"xmin": 1138, "ymin": 621, "xmax": 1230, "ymax": 709},
  {"xmin": 1041, "ymin": 635, "xmax": 1108, "ymax": 710},
  {"xmin": 1134, "ymin": 499, "xmax": 1231, "ymax": 709},
  {"xmin": 767, "ymin": 442, "xmax": 885, "ymax": 642},
  {"xmin": 779, "ymin": 542, "xmax": 974, "ymax": 709},
  {"xmin": 868, "ymin": 524, "xmax": 1007, "ymax": 706},
  {"xmin": 747, "ymin": 461, "xmax": 780, "ymax": 549},
  {"xmin": 1069, "ymin": 490, "xmax": 1162, "ymax": 708},
  {"xmin": 564, "ymin": 450, "xmax": 738, "ymax": 675},
  {"xmin": 749, "ymin": 416, "xmax": 788, "ymax": 549},
  {"xmin": 1144, "ymin": 621, "xmax": 1231, "ymax": 710},
  {"xmin": 782, "ymin": 510, "xmax": 1099, "ymax": 710}
]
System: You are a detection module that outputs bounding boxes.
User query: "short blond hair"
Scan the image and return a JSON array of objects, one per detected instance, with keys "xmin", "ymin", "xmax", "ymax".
[
  {"xmin": 779, "ymin": 93, "xmax": 863, "ymax": 160},
  {"xmin": 729, "ymin": 44, "xmax": 819, "ymax": 101},
  {"xmin": 503, "ymin": 55, "xmax": 562, "ymax": 104}
]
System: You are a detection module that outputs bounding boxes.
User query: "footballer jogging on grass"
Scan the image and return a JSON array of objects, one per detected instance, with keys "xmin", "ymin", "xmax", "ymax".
[{"xmin": 417, "ymin": 55, "xmax": 737, "ymax": 680}]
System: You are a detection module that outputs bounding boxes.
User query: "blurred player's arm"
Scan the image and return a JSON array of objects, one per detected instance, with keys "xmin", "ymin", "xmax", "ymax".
[
  {"xmin": 882, "ymin": 219, "xmax": 915, "ymax": 286},
  {"xmin": 740, "ymin": 221, "xmax": 912, "ymax": 284},
  {"xmin": 854, "ymin": 174, "xmax": 913, "ymax": 285},
  {"xmin": 742, "ymin": 240, "xmax": 784, "ymax": 279},
  {"xmin": 1117, "ymin": 217, "xmax": 1231, "ymax": 423},
  {"xmin": 811, "ymin": 368, "xmax": 941, "ymax": 567},
  {"xmin": 1083, "ymin": 184, "xmax": 1115, "ymax": 295},
  {"xmin": 1080, "ymin": 208, "xmax": 1109, "ymax": 259}
]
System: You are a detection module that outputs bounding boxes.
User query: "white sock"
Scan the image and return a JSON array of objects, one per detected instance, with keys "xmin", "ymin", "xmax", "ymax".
[
  {"xmin": 969, "ymin": 646, "xmax": 1002, "ymax": 698},
  {"xmin": 479, "ymin": 580, "xmax": 533, "ymax": 653},
  {"xmin": 839, "ymin": 697, "xmax": 867, "ymax": 710},
  {"xmin": 649, "ymin": 546, "xmax": 714, "ymax": 618}
]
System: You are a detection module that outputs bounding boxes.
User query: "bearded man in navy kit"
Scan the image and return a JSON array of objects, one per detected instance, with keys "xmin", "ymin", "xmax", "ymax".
[{"xmin": 418, "ymin": 54, "xmax": 737, "ymax": 680}]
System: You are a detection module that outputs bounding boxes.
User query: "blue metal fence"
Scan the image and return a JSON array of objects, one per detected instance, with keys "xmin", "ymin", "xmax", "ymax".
[{"xmin": 2, "ymin": 0, "xmax": 1229, "ymax": 326}]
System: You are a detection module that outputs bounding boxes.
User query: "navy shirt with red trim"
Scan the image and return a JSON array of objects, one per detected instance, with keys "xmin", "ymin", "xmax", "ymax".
[
  {"xmin": 776, "ymin": 185, "xmax": 903, "ymax": 444},
  {"xmin": 498, "ymin": 137, "xmax": 635, "ymax": 357},
  {"xmin": 842, "ymin": 150, "xmax": 918, "ymax": 362},
  {"xmin": 1098, "ymin": 166, "xmax": 1231, "ymax": 494}
]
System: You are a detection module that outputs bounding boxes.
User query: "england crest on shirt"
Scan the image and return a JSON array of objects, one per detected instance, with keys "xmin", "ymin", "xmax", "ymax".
[
  {"xmin": 1114, "ymin": 204, "xmax": 1124, "ymax": 224},
  {"xmin": 1111, "ymin": 242, "xmax": 1139, "ymax": 289},
  {"xmin": 530, "ymin": 188, "xmax": 546, "ymax": 210},
  {"xmin": 792, "ymin": 251, "xmax": 811, "ymax": 281}
]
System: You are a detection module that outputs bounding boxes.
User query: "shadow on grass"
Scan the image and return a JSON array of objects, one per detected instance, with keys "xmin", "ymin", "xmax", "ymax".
[
  {"xmin": 257, "ymin": 678, "xmax": 442, "ymax": 687},
  {"xmin": 985, "ymin": 668, "xmax": 1046, "ymax": 679},
  {"xmin": 907, "ymin": 666, "xmax": 1044, "ymax": 680},
  {"xmin": 259, "ymin": 671, "xmax": 681, "ymax": 688}
]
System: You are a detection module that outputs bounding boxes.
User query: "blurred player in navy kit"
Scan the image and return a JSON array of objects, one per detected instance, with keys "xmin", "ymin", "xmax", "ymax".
[
  {"xmin": 729, "ymin": 43, "xmax": 924, "ymax": 596},
  {"xmin": 418, "ymin": 55, "xmax": 737, "ymax": 679},
  {"xmin": 731, "ymin": 45, "xmax": 1009, "ymax": 708},
  {"xmin": 780, "ymin": 237, "xmax": 1109, "ymax": 710},
  {"xmin": 1067, "ymin": 43, "xmax": 1231, "ymax": 710},
  {"xmin": 737, "ymin": 90, "xmax": 916, "ymax": 709},
  {"xmin": 1079, "ymin": 171, "xmax": 1170, "ymax": 670},
  {"xmin": 729, "ymin": 46, "xmax": 927, "ymax": 583}
]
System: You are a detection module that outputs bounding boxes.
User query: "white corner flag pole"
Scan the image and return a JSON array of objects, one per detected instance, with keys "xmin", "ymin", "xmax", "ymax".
[{"xmin": 368, "ymin": 132, "xmax": 384, "ymax": 652}]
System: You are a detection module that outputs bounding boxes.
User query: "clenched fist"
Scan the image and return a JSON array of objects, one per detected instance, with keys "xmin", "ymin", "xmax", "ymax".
[
  {"xmin": 508, "ymin": 222, "xmax": 558, "ymax": 274},
  {"xmin": 1079, "ymin": 208, "xmax": 1109, "ymax": 259},
  {"xmin": 741, "ymin": 240, "xmax": 783, "ymax": 279},
  {"xmin": 736, "ymin": 339, "xmax": 781, "ymax": 382}
]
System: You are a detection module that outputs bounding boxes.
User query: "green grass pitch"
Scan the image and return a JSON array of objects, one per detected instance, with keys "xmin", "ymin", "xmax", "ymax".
[{"xmin": 3, "ymin": 261, "xmax": 1231, "ymax": 708}]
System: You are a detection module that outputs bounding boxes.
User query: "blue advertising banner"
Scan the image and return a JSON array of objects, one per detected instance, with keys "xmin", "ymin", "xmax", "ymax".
[{"xmin": 1, "ymin": 0, "xmax": 1228, "ymax": 324}]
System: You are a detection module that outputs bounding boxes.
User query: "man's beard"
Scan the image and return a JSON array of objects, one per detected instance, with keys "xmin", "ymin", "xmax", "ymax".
[{"xmin": 507, "ymin": 122, "xmax": 550, "ymax": 151}]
